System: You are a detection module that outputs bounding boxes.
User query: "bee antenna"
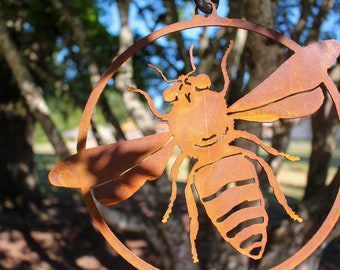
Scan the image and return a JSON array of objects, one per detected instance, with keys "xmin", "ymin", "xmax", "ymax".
[
  {"xmin": 187, "ymin": 44, "xmax": 197, "ymax": 76},
  {"xmin": 221, "ymin": 40, "xmax": 234, "ymax": 95},
  {"xmin": 150, "ymin": 44, "xmax": 198, "ymax": 83},
  {"xmin": 148, "ymin": 64, "xmax": 177, "ymax": 84}
]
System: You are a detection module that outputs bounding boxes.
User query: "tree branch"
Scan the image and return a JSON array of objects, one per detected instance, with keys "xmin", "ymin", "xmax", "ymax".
[
  {"xmin": 49, "ymin": 0, "xmax": 126, "ymax": 141},
  {"xmin": 0, "ymin": 12, "xmax": 70, "ymax": 159}
]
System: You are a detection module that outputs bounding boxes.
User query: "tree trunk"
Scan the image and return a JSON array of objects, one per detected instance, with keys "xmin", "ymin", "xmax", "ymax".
[
  {"xmin": 259, "ymin": 166, "xmax": 340, "ymax": 270},
  {"xmin": 0, "ymin": 90, "xmax": 41, "ymax": 211},
  {"xmin": 304, "ymin": 95, "xmax": 340, "ymax": 200},
  {"xmin": 234, "ymin": 0, "xmax": 283, "ymax": 153},
  {"xmin": 100, "ymin": 1, "xmax": 196, "ymax": 268},
  {"xmin": 258, "ymin": 119, "xmax": 296, "ymax": 193},
  {"xmin": 277, "ymin": 0, "xmax": 338, "ymax": 201},
  {"xmin": 0, "ymin": 12, "xmax": 70, "ymax": 160},
  {"xmin": 163, "ymin": 0, "xmax": 192, "ymax": 73},
  {"xmin": 49, "ymin": 0, "xmax": 126, "ymax": 142},
  {"xmin": 116, "ymin": 0, "xmax": 156, "ymax": 136},
  {"xmin": 234, "ymin": 0, "xmax": 283, "ymax": 195}
]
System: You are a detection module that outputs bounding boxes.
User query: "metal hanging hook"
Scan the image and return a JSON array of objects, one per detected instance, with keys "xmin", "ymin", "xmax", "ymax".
[{"xmin": 194, "ymin": 0, "xmax": 219, "ymax": 14}]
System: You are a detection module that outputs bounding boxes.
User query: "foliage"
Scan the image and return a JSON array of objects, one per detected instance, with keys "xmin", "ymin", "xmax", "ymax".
[
  {"xmin": 2, "ymin": 0, "xmax": 339, "ymax": 127},
  {"xmin": 1, "ymin": 0, "xmax": 340, "ymax": 269}
]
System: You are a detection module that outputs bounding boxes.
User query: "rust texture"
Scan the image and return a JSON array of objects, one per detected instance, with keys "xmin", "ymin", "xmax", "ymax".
[{"xmin": 48, "ymin": 4, "xmax": 340, "ymax": 270}]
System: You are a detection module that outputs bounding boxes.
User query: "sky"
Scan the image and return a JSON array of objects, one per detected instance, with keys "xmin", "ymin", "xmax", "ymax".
[
  {"xmin": 98, "ymin": 0, "xmax": 340, "ymax": 42},
  {"xmin": 98, "ymin": 0, "xmax": 230, "ymax": 37},
  {"xmin": 58, "ymin": 1, "xmax": 339, "ymax": 110}
]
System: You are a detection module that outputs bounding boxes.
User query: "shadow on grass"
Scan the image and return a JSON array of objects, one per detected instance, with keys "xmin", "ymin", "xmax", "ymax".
[
  {"xmin": 0, "ymin": 153, "xmax": 139, "ymax": 270},
  {"xmin": 35, "ymin": 154, "xmax": 77, "ymax": 199}
]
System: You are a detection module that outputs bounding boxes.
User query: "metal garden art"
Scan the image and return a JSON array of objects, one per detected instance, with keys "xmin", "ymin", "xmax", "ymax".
[{"xmin": 49, "ymin": 1, "xmax": 340, "ymax": 269}]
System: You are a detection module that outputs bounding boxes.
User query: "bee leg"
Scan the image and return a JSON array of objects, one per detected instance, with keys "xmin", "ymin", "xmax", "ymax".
[
  {"xmin": 323, "ymin": 75, "xmax": 340, "ymax": 118},
  {"xmin": 236, "ymin": 130, "xmax": 300, "ymax": 161},
  {"xmin": 254, "ymin": 152, "xmax": 303, "ymax": 223},
  {"xmin": 126, "ymin": 86, "xmax": 165, "ymax": 120},
  {"xmin": 220, "ymin": 40, "xmax": 234, "ymax": 95},
  {"xmin": 185, "ymin": 170, "xmax": 200, "ymax": 263},
  {"xmin": 162, "ymin": 153, "xmax": 186, "ymax": 223}
]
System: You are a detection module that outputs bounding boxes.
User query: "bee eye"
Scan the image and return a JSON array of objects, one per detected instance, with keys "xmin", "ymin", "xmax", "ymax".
[
  {"xmin": 163, "ymin": 84, "xmax": 180, "ymax": 103},
  {"xmin": 194, "ymin": 74, "xmax": 211, "ymax": 91}
]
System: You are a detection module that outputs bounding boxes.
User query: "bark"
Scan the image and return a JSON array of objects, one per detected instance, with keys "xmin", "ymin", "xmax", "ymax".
[
  {"xmin": 97, "ymin": 172, "xmax": 197, "ymax": 270},
  {"xmin": 49, "ymin": 0, "xmax": 101, "ymax": 87},
  {"xmin": 198, "ymin": 26, "xmax": 231, "ymax": 86},
  {"xmin": 101, "ymin": 4, "xmax": 199, "ymax": 267},
  {"xmin": 0, "ymin": 102, "xmax": 41, "ymax": 212},
  {"xmin": 294, "ymin": 0, "xmax": 334, "ymax": 45},
  {"xmin": 301, "ymin": 0, "xmax": 337, "ymax": 201},
  {"xmin": 292, "ymin": 0, "xmax": 316, "ymax": 42},
  {"xmin": 0, "ymin": 12, "xmax": 70, "ymax": 160},
  {"xmin": 163, "ymin": 0, "xmax": 192, "ymax": 73},
  {"xmin": 259, "ymin": 167, "xmax": 340, "ymax": 270},
  {"xmin": 232, "ymin": 1, "xmax": 283, "ymax": 268},
  {"xmin": 258, "ymin": 119, "xmax": 296, "ymax": 193},
  {"xmin": 267, "ymin": 0, "xmax": 335, "ymax": 190},
  {"xmin": 195, "ymin": 1, "xmax": 285, "ymax": 268},
  {"xmin": 266, "ymin": 120, "xmax": 295, "ymax": 171},
  {"xmin": 115, "ymin": 0, "xmax": 156, "ymax": 136},
  {"xmin": 306, "ymin": 0, "xmax": 334, "ymax": 44},
  {"xmin": 90, "ymin": 113, "xmax": 105, "ymax": 146},
  {"xmin": 100, "ymin": 168, "xmax": 195, "ymax": 269},
  {"xmin": 235, "ymin": 0, "xmax": 283, "ymax": 156},
  {"xmin": 141, "ymin": 174, "xmax": 199, "ymax": 270},
  {"xmin": 304, "ymin": 93, "xmax": 340, "ymax": 201},
  {"xmin": 101, "ymin": 1, "xmax": 196, "ymax": 268},
  {"xmin": 99, "ymin": 96, "xmax": 126, "ymax": 141}
]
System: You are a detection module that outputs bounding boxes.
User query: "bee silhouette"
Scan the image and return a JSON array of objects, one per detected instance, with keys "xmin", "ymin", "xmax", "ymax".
[{"xmin": 49, "ymin": 39, "xmax": 340, "ymax": 263}]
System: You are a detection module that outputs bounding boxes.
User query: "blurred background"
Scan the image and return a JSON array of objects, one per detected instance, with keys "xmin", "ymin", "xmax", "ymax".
[{"xmin": 0, "ymin": 0, "xmax": 339, "ymax": 269}]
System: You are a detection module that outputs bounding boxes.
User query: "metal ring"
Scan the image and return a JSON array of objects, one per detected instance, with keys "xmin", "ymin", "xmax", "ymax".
[
  {"xmin": 194, "ymin": 0, "xmax": 219, "ymax": 14},
  {"xmin": 76, "ymin": 9, "xmax": 339, "ymax": 270}
]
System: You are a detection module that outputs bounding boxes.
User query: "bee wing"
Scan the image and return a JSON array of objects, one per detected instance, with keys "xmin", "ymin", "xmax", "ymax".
[
  {"xmin": 49, "ymin": 132, "xmax": 175, "ymax": 205},
  {"xmin": 228, "ymin": 86, "xmax": 324, "ymax": 122},
  {"xmin": 227, "ymin": 41, "xmax": 340, "ymax": 122}
]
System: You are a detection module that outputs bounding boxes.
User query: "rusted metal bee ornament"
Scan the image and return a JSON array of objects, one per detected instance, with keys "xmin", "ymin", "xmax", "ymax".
[
  {"xmin": 48, "ymin": 3, "xmax": 340, "ymax": 270},
  {"xmin": 127, "ymin": 41, "xmax": 306, "ymax": 262}
]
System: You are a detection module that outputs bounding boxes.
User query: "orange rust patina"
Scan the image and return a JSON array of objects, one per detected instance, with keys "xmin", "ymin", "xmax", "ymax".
[{"xmin": 49, "ymin": 3, "xmax": 340, "ymax": 269}]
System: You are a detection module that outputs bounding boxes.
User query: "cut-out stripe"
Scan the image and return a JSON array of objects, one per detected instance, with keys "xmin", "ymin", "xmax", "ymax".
[
  {"xmin": 226, "ymin": 216, "xmax": 264, "ymax": 238},
  {"xmin": 216, "ymin": 200, "xmax": 262, "ymax": 224},
  {"xmin": 202, "ymin": 178, "xmax": 255, "ymax": 203}
]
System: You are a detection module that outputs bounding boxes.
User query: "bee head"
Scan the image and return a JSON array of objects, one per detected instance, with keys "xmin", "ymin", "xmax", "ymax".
[{"xmin": 163, "ymin": 73, "xmax": 212, "ymax": 104}]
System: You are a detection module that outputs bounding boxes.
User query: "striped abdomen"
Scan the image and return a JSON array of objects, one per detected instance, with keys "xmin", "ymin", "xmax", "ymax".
[{"xmin": 194, "ymin": 154, "xmax": 268, "ymax": 259}]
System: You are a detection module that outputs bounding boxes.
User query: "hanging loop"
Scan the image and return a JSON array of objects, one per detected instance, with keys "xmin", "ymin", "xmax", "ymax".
[{"xmin": 194, "ymin": 0, "xmax": 219, "ymax": 14}]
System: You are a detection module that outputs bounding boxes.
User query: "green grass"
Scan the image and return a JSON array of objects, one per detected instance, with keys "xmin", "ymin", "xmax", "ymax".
[
  {"xmin": 35, "ymin": 139, "xmax": 340, "ymax": 201},
  {"xmin": 35, "ymin": 153, "xmax": 79, "ymax": 199},
  {"xmin": 263, "ymin": 140, "xmax": 339, "ymax": 200}
]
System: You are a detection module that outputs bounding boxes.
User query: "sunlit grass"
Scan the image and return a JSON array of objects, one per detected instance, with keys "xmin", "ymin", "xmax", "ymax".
[
  {"xmin": 167, "ymin": 140, "xmax": 339, "ymax": 201},
  {"xmin": 264, "ymin": 140, "xmax": 339, "ymax": 200},
  {"xmin": 35, "ymin": 139, "xmax": 339, "ymax": 201}
]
